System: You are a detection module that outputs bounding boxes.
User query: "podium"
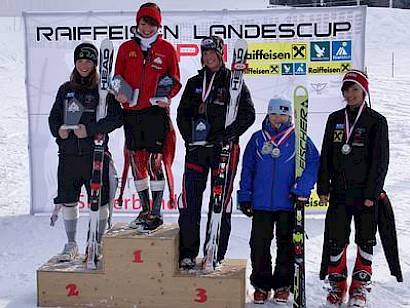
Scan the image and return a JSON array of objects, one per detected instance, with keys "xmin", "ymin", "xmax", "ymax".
[{"xmin": 37, "ymin": 224, "xmax": 247, "ymax": 307}]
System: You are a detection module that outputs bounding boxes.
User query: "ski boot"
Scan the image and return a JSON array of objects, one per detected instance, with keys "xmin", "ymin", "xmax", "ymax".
[
  {"xmin": 253, "ymin": 288, "xmax": 271, "ymax": 304},
  {"xmin": 325, "ymin": 274, "xmax": 347, "ymax": 307},
  {"xmin": 142, "ymin": 214, "xmax": 163, "ymax": 232},
  {"xmin": 59, "ymin": 242, "xmax": 79, "ymax": 262},
  {"xmin": 129, "ymin": 211, "xmax": 150, "ymax": 229},
  {"xmin": 348, "ymin": 271, "xmax": 372, "ymax": 307},
  {"xmin": 273, "ymin": 286, "xmax": 290, "ymax": 305}
]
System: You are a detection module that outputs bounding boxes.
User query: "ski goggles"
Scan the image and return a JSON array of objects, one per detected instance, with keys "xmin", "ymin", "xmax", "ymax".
[{"xmin": 201, "ymin": 38, "xmax": 218, "ymax": 50}]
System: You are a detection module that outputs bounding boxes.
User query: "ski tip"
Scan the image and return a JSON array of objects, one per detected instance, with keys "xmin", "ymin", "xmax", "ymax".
[{"xmin": 294, "ymin": 86, "xmax": 309, "ymax": 97}]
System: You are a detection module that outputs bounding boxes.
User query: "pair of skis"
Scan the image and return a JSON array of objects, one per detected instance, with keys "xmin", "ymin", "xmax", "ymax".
[
  {"xmin": 202, "ymin": 39, "xmax": 248, "ymax": 272},
  {"xmin": 85, "ymin": 39, "xmax": 114, "ymax": 270}
]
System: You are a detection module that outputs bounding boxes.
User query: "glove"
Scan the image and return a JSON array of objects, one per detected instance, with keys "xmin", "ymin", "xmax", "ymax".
[
  {"xmin": 239, "ymin": 201, "xmax": 253, "ymax": 217},
  {"xmin": 223, "ymin": 124, "xmax": 238, "ymax": 144}
]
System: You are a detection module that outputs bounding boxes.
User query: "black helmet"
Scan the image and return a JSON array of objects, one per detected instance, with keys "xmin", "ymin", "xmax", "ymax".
[
  {"xmin": 200, "ymin": 36, "xmax": 224, "ymax": 56},
  {"xmin": 74, "ymin": 42, "xmax": 98, "ymax": 66}
]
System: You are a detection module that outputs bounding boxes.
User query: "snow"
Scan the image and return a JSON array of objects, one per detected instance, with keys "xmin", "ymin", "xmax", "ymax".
[{"xmin": 1, "ymin": 6, "xmax": 410, "ymax": 308}]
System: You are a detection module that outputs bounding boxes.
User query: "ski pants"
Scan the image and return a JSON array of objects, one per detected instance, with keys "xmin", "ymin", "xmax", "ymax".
[
  {"xmin": 326, "ymin": 192, "xmax": 378, "ymax": 279},
  {"xmin": 178, "ymin": 143, "xmax": 239, "ymax": 262},
  {"xmin": 54, "ymin": 153, "xmax": 111, "ymax": 206},
  {"xmin": 250, "ymin": 210, "xmax": 295, "ymax": 292}
]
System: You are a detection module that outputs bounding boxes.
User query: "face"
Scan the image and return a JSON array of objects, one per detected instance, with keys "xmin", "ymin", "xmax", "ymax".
[
  {"xmin": 75, "ymin": 59, "xmax": 95, "ymax": 78},
  {"xmin": 202, "ymin": 50, "xmax": 222, "ymax": 72},
  {"xmin": 137, "ymin": 18, "xmax": 158, "ymax": 38},
  {"xmin": 343, "ymin": 83, "xmax": 365, "ymax": 108},
  {"xmin": 268, "ymin": 113, "xmax": 290, "ymax": 128}
]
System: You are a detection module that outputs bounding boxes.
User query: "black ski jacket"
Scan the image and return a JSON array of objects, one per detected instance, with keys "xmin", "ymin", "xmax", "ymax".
[
  {"xmin": 317, "ymin": 105, "xmax": 389, "ymax": 202},
  {"xmin": 177, "ymin": 66, "xmax": 255, "ymax": 146},
  {"xmin": 48, "ymin": 82, "xmax": 123, "ymax": 155}
]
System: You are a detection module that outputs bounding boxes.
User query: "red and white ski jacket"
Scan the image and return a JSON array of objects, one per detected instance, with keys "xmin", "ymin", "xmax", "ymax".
[{"xmin": 115, "ymin": 35, "xmax": 181, "ymax": 110}]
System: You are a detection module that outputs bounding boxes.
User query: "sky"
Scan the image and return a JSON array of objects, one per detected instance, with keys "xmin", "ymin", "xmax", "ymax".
[{"xmin": 1, "ymin": 5, "xmax": 410, "ymax": 308}]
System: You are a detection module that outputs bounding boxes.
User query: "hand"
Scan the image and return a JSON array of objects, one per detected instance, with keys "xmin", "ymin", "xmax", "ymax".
[
  {"xmin": 319, "ymin": 195, "xmax": 329, "ymax": 204},
  {"xmin": 115, "ymin": 93, "xmax": 128, "ymax": 105},
  {"xmin": 154, "ymin": 99, "xmax": 170, "ymax": 109},
  {"xmin": 58, "ymin": 127, "xmax": 70, "ymax": 139},
  {"xmin": 364, "ymin": 199, "xmax": 374, "ymax": 207},
  {"xmin": 239, "ymin": 201, "xmax": 253, "ymax": 217},
  {"xmin": 73, "ymin": 124, "xmax": 88, "ymax": 138}
]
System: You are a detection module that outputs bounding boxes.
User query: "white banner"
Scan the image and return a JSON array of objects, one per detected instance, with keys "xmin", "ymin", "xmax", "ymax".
[{"xmin": 23, "ymin": 6, "xmax": 366, "ymax": 215}]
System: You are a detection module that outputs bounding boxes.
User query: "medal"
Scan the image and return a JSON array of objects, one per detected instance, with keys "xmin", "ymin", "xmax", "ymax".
[
  {"xmin": 341, "ymin": 144, "xmax": 352, "ymax": 155},
  {"xmin": 271, "ymin": 147, "xmax": 281, "ymax": 158},
  {"xmin": 262, "ymin": 142, "xmax": 273, "ymax": 155},
  {"xmin": 343, "ymin": 103, "xmax": 365, "ymax": 155}
]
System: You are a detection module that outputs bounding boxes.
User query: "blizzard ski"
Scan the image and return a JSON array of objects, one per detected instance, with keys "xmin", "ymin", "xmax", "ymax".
[
  {"xmin": 86, "ymin": 38, "xmax": 114, "ymax": 270},
  {"xmin": 293, "ymin": 86, "xmax": 309, "ymax": 307},
  {"xmin": 202, "ymin": 39, "xmax": 247, "ymax": 272}
]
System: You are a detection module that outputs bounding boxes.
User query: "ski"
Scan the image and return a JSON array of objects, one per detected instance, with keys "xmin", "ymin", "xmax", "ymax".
[
  {"xmin": 86, "ymin": 38, "xmax": 114, "ymax": 270},
  {"xmin": 293, "ymin": 86, "xmax": 309, "ymax": 307},
  {"xmin": 202, "ymin": 39, "xmax": 248, "ymax": 273}
]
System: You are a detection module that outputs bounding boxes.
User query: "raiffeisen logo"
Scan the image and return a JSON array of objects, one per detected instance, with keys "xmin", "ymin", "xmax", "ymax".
[{"xmin": 332, "ymin": 41, "xmax": 352, "ymax": 61}]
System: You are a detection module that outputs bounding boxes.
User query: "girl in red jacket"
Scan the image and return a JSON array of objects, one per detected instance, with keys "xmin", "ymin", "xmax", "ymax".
[{"xmin": 114, "ymin": 2, "xmax": 181, "ymax": 231}]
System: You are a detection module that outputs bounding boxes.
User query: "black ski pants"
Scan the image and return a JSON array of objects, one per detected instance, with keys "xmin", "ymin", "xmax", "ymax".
[
  {"xmin": 54, "ymin": 153, "xmax": 110, "ymax": 206},
  {"xmin": 178, "ymin": 143, "xmax": 239, "ymax": 262},
  {"xmin": 250, "ymin": 210, "xmax": 295, "ymax": 292}
]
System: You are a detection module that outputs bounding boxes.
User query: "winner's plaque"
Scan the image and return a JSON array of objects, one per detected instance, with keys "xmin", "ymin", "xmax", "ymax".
[
  {"xmin": 110, "ymin": 75, "xmax": 139, "ymax": 106},
  {"xmin": 150, "ymin": 75, "xmax": 177, "ymax": 105},
  {"xmin": 191, "ymin": 118, "xmax": 210, "ymax": 146},
  {"xmin": 61, "ymin": 97, "xmax": 84, "ymax": 129}
]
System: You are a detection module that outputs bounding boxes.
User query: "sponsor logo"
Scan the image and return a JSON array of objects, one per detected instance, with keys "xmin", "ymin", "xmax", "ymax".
[
  {"xmin": 310, "ymin": 41, "xmax": 330, "ymax": 61},
  {"xmin": 153, "ymin": 57, "xmax": 163, "ymax": 64},
  {"xmin": 332, "ymin": 41, "xmax": 352, "ymax": 61},
  {"xmin": 311, "ymin": 83, "xmax": 327, "ymax": 94},
  {"xmin": 245, "ymin": 64, "xmax": 280, "ymax": 76},
  {"xmin": 333, "ymin": 130, "xmax": 343, "ymax": 142},
  {"xmin": 308, "ymin": 62, "xmax": 351, "ymax": 74},
  {"xmin": 247, "ymin": 42, "xmax": 307, "ymax": 63},
  {"xmin": 281, "ymin": 63, "xmax": 294, "ymax": 75},
  {"xmin": 336, "ymin": 123, "xmax": 345, "ymax": 129},
  {"xmin": 294, "ymin": 63, "xmax": 307, "ymax": 75}
]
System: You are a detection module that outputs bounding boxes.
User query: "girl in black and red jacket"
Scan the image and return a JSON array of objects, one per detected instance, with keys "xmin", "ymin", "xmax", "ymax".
[
  {"xmin": 48, "ymin": 42, "xmax": 123, "ymax": 261},
  {"xmin": 114, "ymin": 2, "xmax": 181, "ymax": 231}
]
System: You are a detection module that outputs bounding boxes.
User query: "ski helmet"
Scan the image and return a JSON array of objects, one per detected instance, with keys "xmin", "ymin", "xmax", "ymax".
[
  {"xmin": 200, "ymin": 36, "xmax": 224, "ymax": 56},
  {"xmin": 267, "ymin": 96, "xmax": 292, "ymax": 116},
  {"xmin": 74, "ymin": 42, "xmax": 98, "ymax": 66}
]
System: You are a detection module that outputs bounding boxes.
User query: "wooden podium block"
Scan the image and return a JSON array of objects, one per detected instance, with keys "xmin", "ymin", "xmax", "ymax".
[
  {"xmin": 37, "ymin": 223, "xmax": 247, "ymax": 307},
  {"xmin": 102, "ymin": 223, "xmax": 179, "ymax": 277}
]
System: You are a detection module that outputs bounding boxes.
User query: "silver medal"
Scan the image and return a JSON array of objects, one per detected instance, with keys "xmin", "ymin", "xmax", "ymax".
[
  {"xmin": 341, "ymin": 144, "xmax": 352, "ymax": 155},
  {"xmin": 271, "ymin": 147, "xmax": 281, "ymax": 158},
  {"xmin": 262, "ymin": 142, "xmax": 273, "ymax": 155}
]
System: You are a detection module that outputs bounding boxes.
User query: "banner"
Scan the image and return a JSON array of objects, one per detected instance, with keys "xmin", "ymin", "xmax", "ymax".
[{"xmin": 23, "ymin": 6, "xmax": 366, "ymax": 214}]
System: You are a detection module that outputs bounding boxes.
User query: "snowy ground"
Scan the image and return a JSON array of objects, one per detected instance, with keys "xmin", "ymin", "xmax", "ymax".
[{"xmin": 1, "ymin": 6, "xmax": 410, "ymax": 308}]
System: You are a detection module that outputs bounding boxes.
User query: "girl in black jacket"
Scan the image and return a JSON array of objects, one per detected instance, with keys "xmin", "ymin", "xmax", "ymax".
[{"xmin": 48, "ymin": 42, "xmax": 123, "ymax": 262}]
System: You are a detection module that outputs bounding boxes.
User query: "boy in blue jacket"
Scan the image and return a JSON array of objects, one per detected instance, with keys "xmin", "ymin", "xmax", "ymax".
[{"xmin": 237, "ymin": 97, "xmax": 319, "ymax": 304}]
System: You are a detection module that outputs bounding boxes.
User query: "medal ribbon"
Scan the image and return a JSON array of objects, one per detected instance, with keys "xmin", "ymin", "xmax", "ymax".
[
  {"xmin": 202, "ymin": 71, "xmax": 216, "ymax": 103},
  {"xmin": 263, "ymin": 126, "xmax": 294, "ymax": 147},
  {"xmin": 344, "ymin": 103, "xmax": 365, "ymax": 144}
]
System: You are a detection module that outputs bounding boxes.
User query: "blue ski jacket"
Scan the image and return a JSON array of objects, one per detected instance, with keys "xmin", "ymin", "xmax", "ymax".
[{"xmin": 237, "ymin": 116, "xmax": 320, "ymax": 212}]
